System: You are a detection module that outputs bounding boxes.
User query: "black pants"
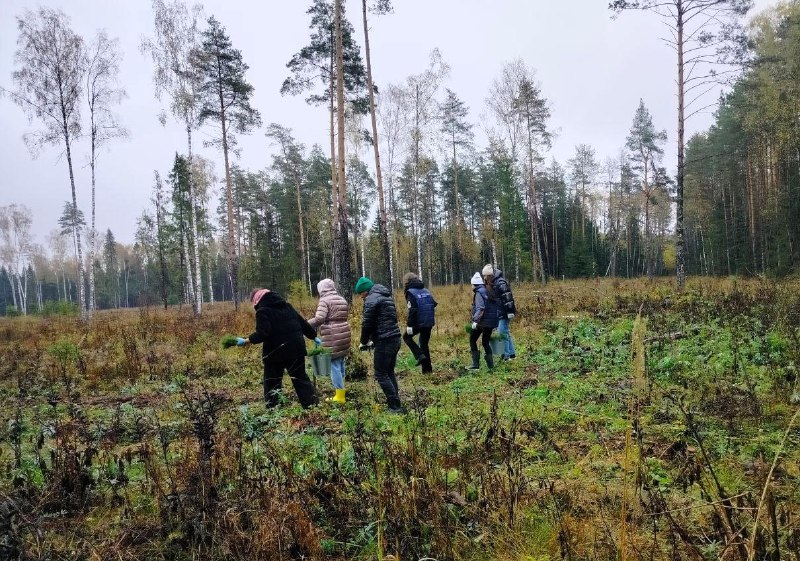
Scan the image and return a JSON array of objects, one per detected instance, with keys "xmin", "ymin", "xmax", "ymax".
[
  {"xmin": 403, "ymin": 326, "xmax": 432, "ymax": 372},
  {"xmin": 263, "ymin": 357, "xmax": 318, "ymax": 409},
  {"xmin": 469, "ymin": 327, "xmax": 493, "ymax": 355},
  {"xmin": 373, "ymin": 337, "xmax": 401, "ymax": 406}
]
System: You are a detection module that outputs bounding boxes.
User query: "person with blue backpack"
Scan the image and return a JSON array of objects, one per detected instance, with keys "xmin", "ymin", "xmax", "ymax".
[
  {"xmin": 402, "ymin": 272, "xmax": 437, "ymax": 373},
  {"xmin": 467, "ymin": 269, "xmax": 501, "ymax": 370}
]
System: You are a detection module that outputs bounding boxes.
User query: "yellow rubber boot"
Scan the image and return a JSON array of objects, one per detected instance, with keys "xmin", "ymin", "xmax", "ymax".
[{"xmin": 326, "ymin": 389, "xmax": 346, "ymax": 404}]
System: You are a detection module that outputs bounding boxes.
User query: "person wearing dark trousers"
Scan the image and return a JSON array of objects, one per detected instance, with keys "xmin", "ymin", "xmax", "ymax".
[
  {"xmin": 355, "ymin": 276, "xmax": 406, "ymax": 414},
  {"xmin": 236, "ymin": 288, "xmax": 320, "ymax": 409},
  {"xmin": 467, "ymin": 271, "xmax": 501, "ymax": 370},
  {"xmin": 402, "ymin": 272, "xmax": 437, "ymax": 373},
  {"xmin": 486, "ymin": 265, "xmax": 517, "ymax": 360}
]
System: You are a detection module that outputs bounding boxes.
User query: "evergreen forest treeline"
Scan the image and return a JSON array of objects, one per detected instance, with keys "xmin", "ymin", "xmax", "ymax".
[{"xmin": 2, "ymin": 0, "xmax": 798, "ymax": 315}]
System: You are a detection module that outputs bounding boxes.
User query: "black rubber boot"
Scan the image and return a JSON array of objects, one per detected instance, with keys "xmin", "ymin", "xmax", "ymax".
[
  {"xmin": 467, "ymin": 350, "xmax": 481, "ymax": 370},
  {"xmin": 387, "ymin": 397, "xmax": 406, "ymax": 414},
  {"xmin": 421, "ymin": 358, "xmax": 433, "ymax": 373},
  {"xmin": 485, "ymin": 352, "xmax": 494, "ymax": 369}
]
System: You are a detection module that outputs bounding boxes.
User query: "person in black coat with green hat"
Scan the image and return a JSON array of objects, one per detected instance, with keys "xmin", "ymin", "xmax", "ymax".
[{"xmin": 355, "ymin": 276, "xmax": 405, "ymax": 414}]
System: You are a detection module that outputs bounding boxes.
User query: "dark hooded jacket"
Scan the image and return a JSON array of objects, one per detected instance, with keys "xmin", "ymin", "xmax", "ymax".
[
  {"xmin": 404, "ymin": 277, "xmax": 437, "ymax": 329},
  {"xmin": 492, "ymin": 269, "xmax": 517, "ymax": 319},
  {"xmin": 472, "ymin": 284, "xmax": 501, "ymax": 329},
  {"xmin": 360, "ymin": 284, "xmax": 401, "ymax": 345},
  {"xmin": 248, "ymin": 291, "xmax": 316, "ymax": 364}
]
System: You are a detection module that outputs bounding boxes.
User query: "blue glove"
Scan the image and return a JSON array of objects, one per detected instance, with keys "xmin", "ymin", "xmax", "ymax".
[
  {"xmin": 314, "ymin": 337, "xmax": 322, "ymax": 346},
  {"xmin": 236, "ymin": 337, "xmax": 247, "ymax": 346}
]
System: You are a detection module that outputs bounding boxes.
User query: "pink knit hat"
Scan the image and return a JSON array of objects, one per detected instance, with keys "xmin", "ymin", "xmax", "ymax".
[{"xmin": 250, "ymin": 288, "xmax": 270, "ymax": 306}]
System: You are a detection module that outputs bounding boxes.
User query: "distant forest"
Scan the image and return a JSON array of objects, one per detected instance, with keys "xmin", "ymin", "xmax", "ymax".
[{"xmin": 2, "ymin": 0, "xmax": 798, "ymax": 316}]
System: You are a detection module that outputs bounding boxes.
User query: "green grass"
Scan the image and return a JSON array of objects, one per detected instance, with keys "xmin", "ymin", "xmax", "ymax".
[{"xmin": 1, "ymin": 277, "xmax": 799, "ymax": 560}]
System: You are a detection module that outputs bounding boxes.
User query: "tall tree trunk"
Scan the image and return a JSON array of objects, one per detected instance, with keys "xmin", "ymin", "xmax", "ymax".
[
  {"xmin": 361, "ymin": 0, "xmax": 392, "ymax": 288},
  {"xmin": 282, "ymin": 140, "xmax": 310, "ymax": 294},
  {"xmin": 220, "ymin": 98, "xmax": 238, "ymax": 309},
  {"xmin": 329, "ymin": 48, "xmax": 339, "ymax": 283},
  {"xmin": 645, "ymin": 195, "xmax": 653, "ymax": 279},
  {"xmin": 155, "ymin": 182, "xmax": 169, "ymax": 310},
  {"xmin": 63, "ymin": 126, "xmax": 87, "ymax": 319},
  {"xmin": 525, "ymin": 119, "xmax": 545, "ymax": 285},
  {"xmin": 182, "ymin": 227, "xmax": 192, "ymax": 305},
  {"xmin": 187, "ymin": 124, "xmax": 203, "ymax": 316},
  {"xmin": 676, "ymin": 4, "xmax": 687, "ymax": 290},
  {"xmin": 205, "ymin": 238, "xmax": 215, "ymax": 305},
  {"xmin": 334, "ymin": 0, "xmax": 353, "ymax": 301},
  {"xmin": 89, "ymin": 116, "xmax": 97, "ymax": 317}
]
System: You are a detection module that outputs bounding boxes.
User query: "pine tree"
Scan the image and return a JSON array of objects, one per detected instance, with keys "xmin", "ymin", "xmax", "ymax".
[
  {"xmin": 193, "ymin": 16, "xmax": 261, "ymax": 309},
  {"xmin": 440, "ymin": 88, "xmax": 473, "ymax": 282}
]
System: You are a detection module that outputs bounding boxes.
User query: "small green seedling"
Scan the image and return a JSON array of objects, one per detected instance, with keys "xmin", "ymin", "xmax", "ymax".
[
  {"xmin": 308, "ymin": 345, "xmax": 331, "ymax": 357},
  {"xmin": 221, "ymin": 335, "xmax": 239, "ymax": 349}
]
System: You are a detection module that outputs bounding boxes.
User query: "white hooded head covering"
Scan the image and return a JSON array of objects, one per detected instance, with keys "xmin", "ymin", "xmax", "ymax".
[{"xmin": 470, "ymin": 272, "xmax": 484, "ymax": 286}]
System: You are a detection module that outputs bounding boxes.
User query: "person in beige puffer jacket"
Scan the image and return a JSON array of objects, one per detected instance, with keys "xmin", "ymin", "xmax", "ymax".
[{"xmin": 307, "ymin": 278, "xmax": 351, "ymax": 403}]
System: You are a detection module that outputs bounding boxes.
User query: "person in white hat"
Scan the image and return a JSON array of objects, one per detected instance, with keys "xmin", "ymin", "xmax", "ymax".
[{"xmin": 467, "ymin": 271, "xmax": 500, "ymax": 370}]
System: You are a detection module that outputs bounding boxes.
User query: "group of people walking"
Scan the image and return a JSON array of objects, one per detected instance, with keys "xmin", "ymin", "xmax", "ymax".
[{"xmin": 234, "ymin": 265, "xmax": 515, "ymax": 414}]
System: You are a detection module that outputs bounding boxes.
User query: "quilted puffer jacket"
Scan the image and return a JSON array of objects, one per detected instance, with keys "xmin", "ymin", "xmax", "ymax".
[
  {"xmin": 492, "ymin": 269, "xmax": 517, "ymax": 319},
  {"xmin": 307, "ymin": 279, "xmax": 351, "ymax": 359},
  {"xmin": 359, "ymin": 284, "xmax": 401, "ymax": 345}
]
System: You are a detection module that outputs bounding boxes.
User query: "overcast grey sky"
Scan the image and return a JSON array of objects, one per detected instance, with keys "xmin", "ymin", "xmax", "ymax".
[{"xmin": 0, "ymin": 0, "xmax": 778, "ymax": 246}]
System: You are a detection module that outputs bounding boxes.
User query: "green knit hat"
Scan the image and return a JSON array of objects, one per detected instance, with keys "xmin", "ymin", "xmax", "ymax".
[{"xmin": 354, "ymin": 276, "xmax": 374, "ymax": 294}]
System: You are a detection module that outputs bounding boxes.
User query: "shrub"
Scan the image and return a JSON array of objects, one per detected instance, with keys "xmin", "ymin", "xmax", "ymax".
[{"xmin": 39, "ymin": 300, "xmax": 79, "ymax": 317}]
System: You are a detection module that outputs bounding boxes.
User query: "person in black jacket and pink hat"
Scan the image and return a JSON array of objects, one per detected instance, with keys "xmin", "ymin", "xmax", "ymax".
[{"xmin": 236, "ymin": 288, "xmax": 320, "ymax": 408}]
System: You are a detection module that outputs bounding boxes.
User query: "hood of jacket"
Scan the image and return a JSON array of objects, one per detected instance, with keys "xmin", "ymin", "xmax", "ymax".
[
  {"xmin": 495, "ymin": 269, "xmax": 505, "ymax": 279},
  {"xmin": 317, "ymin": 278, "xmax": 338, "ymax": 298},
  {"xmin": 256, "ymin": 291, "xmax": 288, "ymax": 310},
  {"xmin": 369, "ymin": 283, "xmax": 393, "ymax": 298},
  {"xmin": 404, "ymin": 277, "xmax": 425, "ymax": 291}
]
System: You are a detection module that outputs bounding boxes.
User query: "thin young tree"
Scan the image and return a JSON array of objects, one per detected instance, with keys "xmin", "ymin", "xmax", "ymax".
[
  {"xmin": 512, "ymin": 74, "xmax": 551, "ymax": 285},
  {"xmin": 152, "ymin": 171, "xmax": 170, "ymax": 309},
  {"xmin": 377, "ymin": 82, "xmax": 409, "ymax": 286},
  {"xmin": 361, "ymin": 0, "xmax": 393, "ymax": 287},
  {"xmin": 86, "ymin": 30, "xmax": 127, "ymax": 315},
  {"xmin": 610, "ymin": 0, "xmax": 753, "ymax": 289},
  {"xmin": 141, "ymin": 0, "xmax": 205, "ymax": 315},
  {"xmin": 0, "ymin": 205, "xmax": 33, "ymax": 315},
  {"xmin": 626, "ymin": 100, "xmax": 667, "ymax": 279},
  {"xmin": 193, "ymin": 16, "xmax": 261, "ymax": 310},
  {"xmin": 440, "ymin": 88, "xmax": 474, "ymax": 283},
  {"xmin": 333, "ymin": 0, "xmax": 354, "ymax": 299},
  {"xmin": 8, "ymin": 8, "xmax": 88, "ymax": 317},
  {"xmin": 403, "ymin": 49, "xmax": 450, "ymax": 281}
]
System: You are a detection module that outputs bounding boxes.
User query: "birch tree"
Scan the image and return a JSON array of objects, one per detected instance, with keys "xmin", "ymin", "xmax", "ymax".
[
  {"xmin": 0, "ymin": 205, "xmax": 33, "ymax": 315},
  {"xmin": 141, "ymin": 0, "xmax": 205, "ymax": 315},
  {"xmin": 86, "ymin": 30, "xmax": 127, "ymax": 315},
  {"xmin": 402, "ymin": 49, "xmax": 449, "ymax": 281},
  {"xmin": 8, "ymin": 8, "xmax": 88, "ymax": 317}
]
